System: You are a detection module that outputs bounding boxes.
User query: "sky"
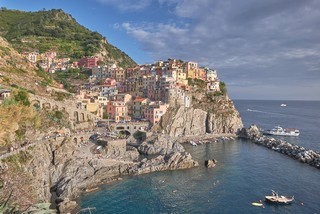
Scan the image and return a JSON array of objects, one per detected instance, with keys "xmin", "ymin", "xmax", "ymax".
[{"xmin": 1, "ymin": 0, "xmax": 320, "ymax": 100}]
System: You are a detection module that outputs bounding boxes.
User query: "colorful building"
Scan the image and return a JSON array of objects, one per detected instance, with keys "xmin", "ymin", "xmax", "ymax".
[
  {"xmin": 78, "ymin": 56, "xmax": 99, "ymax": 68},
  {"xmin": 144, "ymin": 102, "xmax": 169, "ymax": 124},
  {"xmin": 106, "ymin": 101, "xmax": 131, "ymax": 122},
  {"xmin": 131, "ymin": 97, "xmax": 150, "ymax": 119}
]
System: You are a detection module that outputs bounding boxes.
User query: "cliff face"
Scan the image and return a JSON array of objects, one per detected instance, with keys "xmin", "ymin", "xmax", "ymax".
[
  {"xmin": 1, "ymin": 131, "xmax": 198, "ymax": 213},
  {"xmin": 159, "ymin": 96, "xmax": 243, "ymax": 137},
  {"xmin": 27, "ymin": 137, "xmax": 134, "ymax": 211}
]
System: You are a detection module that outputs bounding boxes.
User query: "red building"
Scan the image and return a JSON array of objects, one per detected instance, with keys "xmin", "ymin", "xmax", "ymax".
[{"xmin": 78, "ymin": 56, "xmax": 99, "ymax": 68}]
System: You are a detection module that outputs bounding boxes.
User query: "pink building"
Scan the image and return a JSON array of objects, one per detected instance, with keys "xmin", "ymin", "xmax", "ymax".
[
  {"xmin": 78, "ymin": 56, "xmax": 99, "ymax": 68},
  {"xmin": 106, "ymin": 101, "xmax": 131, "ymax": 122},
  {"xmin": 103, "ymin": 78, "xmax": 117, "ymax": 86},
  {"xmin": 144, "ymin": 103, "xmax": 169, "ymax": 124}
]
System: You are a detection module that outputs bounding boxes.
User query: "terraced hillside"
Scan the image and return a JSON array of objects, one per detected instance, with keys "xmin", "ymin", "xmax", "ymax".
[{"xmin": 0, "ymin": 8, "xmax": 136, "ymax": 68}]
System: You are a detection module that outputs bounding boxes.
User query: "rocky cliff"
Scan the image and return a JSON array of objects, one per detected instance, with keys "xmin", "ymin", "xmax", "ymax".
[
  {"xmin": 0, "ymin": 131, "xmax": 198, "ymax": 213},
  {"xmin": 159, "ymin": 95, "xmax": 243, "ymax": 137}
]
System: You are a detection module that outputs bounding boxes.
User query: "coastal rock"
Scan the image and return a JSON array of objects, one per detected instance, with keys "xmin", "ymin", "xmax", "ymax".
[
  {"xmin": 123, "ymin": 146, "xmax": 139, "ymax": 161},
  {"xmin": 131, "ymin": 152, "xmax": 199, "ymax": 175},
  {"xmin": 238, "ymin": 125, "xmax": 320, "ymax": 169},
  {"xmin": 159, "ymin": 96, "xmax": 243, "ymax": 137},
  {"xmin": 238, "ymin": 124, "xmax": 261, "ymax": 139},
  {"xmin": 57, "ymin": 198, "xmax": 77, "ymax": 214},
  {"xmin": 138, "ymin": 134, "xmax": 185, "ymax": 155},
  {"xmin": 205, "ymin": 159, "xmax": 217, "ymax": 168},
  {"xmin": 2, "ymin": 131, "xmax": 198, "ymax": 213}
]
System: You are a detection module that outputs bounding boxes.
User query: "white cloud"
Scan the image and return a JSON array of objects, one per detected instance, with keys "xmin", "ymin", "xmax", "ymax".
[
  {"xmin": 97, "ymin": 0, "xmax": 151, "ymax": 11},
  {"xmin": 119, "ymin": 0, "xmax": 320, "ymax": 99}
]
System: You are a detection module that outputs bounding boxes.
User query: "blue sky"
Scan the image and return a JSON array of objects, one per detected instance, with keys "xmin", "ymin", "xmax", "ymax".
[{"xmin": 1, "ymin": 0, "xmax": 320, "ymax": 100}]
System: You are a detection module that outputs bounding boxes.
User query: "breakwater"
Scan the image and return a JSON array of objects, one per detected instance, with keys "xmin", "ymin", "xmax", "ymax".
[{"xmin": 238, "ymin": 125, "xmax": 320, "ymax": 169}]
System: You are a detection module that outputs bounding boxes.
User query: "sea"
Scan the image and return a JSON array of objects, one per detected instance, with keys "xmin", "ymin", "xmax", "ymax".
[{"xmin": 80, "ymin": 100, "xmax": 320, "ymax": 213}]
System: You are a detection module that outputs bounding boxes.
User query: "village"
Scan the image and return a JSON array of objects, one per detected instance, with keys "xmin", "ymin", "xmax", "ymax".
[{"xmin": 2, "ymin": 52, "xmax": 222, "ymax": 128}]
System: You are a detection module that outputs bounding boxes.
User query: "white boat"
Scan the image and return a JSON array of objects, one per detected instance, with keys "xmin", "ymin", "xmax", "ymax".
[
  {"xmin": 190, "ymin": 141, "xmax": 197, "ymax": 146},
  {"xmin": 265, "ymin": 190, "xmax": 294, "ymax": 204},
  {"xmin": 262, "ymin": 126, "xmax": 300, "ymax": 136},
  {"xmin": 280, "ymin": 104, "xmax": 287, "ymax": 107}
]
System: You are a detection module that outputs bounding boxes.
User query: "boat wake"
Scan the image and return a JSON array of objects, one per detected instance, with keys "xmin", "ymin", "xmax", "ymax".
[{"xmin": 246, "ymin": 109, "xmax": 287, "ymax": 116}]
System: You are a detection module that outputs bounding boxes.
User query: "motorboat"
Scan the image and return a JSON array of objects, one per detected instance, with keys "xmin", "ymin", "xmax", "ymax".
[
  {"xmin": 265, "ymin": 190, "xmax": 294, "ymax": 204},
  {"xmin": 280, "ymin": 104, "xmax": 287, "ymax": 107},
  {"xmin": 262, "ymin": 126, "xmax": 300, "ymax": 137}
]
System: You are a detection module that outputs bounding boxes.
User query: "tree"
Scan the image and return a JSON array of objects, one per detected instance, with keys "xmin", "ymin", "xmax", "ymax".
[
  {"xmin": 219, "ymin": 82, "xmax": 227, "ymax": 95},
  {"xmin": 14, "ymin": 90, "xmax": 30, "ymax": 106}
]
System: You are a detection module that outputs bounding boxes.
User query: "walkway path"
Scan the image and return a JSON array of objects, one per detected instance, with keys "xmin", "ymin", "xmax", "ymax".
[{"xmin": 0, "ymin": 130, "xmax": 95, "ymax": 161}]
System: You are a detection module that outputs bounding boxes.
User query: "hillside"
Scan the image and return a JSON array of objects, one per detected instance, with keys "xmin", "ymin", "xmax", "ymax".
[
  {"xmin": 0, "ymin": 36, "xmax": 56, "ymax": 94},
  {"xmin": 0, "ymin": 8, "xmax": 136, "ymax": 68}
]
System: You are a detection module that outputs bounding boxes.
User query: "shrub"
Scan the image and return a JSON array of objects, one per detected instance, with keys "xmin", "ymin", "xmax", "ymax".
[
  {"xmin": 220, "ymin": 82, "xmax": 227, "ymax": 95},
  {"xmin": 13, "ymin": 90, "xmax": 30, "ymax": 106}
]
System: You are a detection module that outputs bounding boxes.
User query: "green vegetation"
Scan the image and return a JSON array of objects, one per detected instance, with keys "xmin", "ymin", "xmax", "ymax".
[
  {"xmin": 36, "ymin": 67, "xmax": 53, "ymax": 86},
  {"xmin": 54, "ymin": 91, "xmax": 71, "ymax": 101},
  {"xmin": 0, "ymin": 8, "xmax": 136, "ymax": 68},
  {"xmin": 44, "ymin": 110, "xmax": 70, "ymax": 128},
  {"xmin": 1, "ymin": 89, "xmax": 30, "ymax": 106},
  {"xmin": 219, "ymin": 81, "xmax": 227, "ymax": 95},
  {"xmin": 13, "ymin": 90, "xmax": 30, "ymax": 106},
  {"xmin": 102, "ymin": 112, "xmax": 109, "ymax": 119},
  {"xmin": 0, "ymin": 191, "xmax": 18, "ymax": 213},
  {"xmin": 187, "ymin": 78, "xmax": 206, "ymax": 89},
  {"xmin": 51, "ymin": 68, "xmax": 90, "ymax": 92}
]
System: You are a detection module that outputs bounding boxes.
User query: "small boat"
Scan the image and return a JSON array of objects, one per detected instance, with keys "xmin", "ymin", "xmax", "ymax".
[
  {"xmin": 252, "ymin": 202, "xmax": 263, "ymax": 207},
  {"xmin": 280, "ymin": 104, "xmax": 287, "ymax": 107},
  {"xmin": 265, "ymin": 190, "xmax": 294, "ymax": 204},
  {"xmin": 262, "ymin": 125, "xmax": 300, "ymax": 136},
  {"xmin": 190, "ymin": 141, "xmax": 197, "ymax": 146}
]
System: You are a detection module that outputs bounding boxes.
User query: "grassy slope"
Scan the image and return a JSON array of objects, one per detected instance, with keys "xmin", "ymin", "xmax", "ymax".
[{"xmin": 0, "ymin": 9, "xmax": 136, "ymax": 68}]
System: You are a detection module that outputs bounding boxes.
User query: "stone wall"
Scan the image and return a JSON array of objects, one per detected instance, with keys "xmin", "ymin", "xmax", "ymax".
[{"xmin": 29, "ymin": 94, "xmax": 99, "ymax": 128}]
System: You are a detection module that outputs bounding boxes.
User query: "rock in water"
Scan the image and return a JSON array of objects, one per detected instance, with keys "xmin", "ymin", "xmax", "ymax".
[
  {"xmin": 238, "ymin": 124, "xmax": 261, "ymax": 139},
  {"xmin": 205, "ymin": 159, "xmax": 217, "ymax": 168}
]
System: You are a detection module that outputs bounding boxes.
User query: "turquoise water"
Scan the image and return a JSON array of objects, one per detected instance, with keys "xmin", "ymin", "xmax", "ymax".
[{"xmin": 80, "ymin": 101, "xmax": 320, "ymax": 213}]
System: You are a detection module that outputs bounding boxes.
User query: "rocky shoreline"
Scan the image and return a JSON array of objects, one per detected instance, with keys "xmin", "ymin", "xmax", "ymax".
[
  {"xmin": 54, "ymin": 133, "xmax": 200, "ymax": 213},
  {"xmin": 238, "ymin": 125, "xmax": 320, "ymax": 169}
]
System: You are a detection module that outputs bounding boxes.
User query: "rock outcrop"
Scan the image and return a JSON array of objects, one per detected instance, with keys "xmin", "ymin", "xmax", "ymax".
[
  {"xmin": 159, "ymin": 96, "xmax": 243, "ymax": 137},
  {"xmin": 129, "ymin": 152, "xmax": 199, "ymax": 175},
  {"xmin": 237, "ymin": 124, "xmax": 262, "ymax": 139},
  {"xmin": 205, "ymin": 159, "xmax": 217, "ymax": 168},
  {"xmin": 138, "ymin": 134, "xmax": 185, "ymax": 155},
  {"xmin": 0, "ymin": 130, "xmax": 198, "ymax": 213}
]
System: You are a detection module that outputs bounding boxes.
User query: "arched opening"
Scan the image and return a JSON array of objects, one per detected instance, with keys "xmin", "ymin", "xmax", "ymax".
[
  {"xmin": 31, "ymin": 100, "xmax": 40, "ymax": 109},
  {"xmin": 42, "ymin": 102, "xmax": 51, "ymax": 109},
  {"xmin": 52, "ymin": 105, "xmax": 59, "ymax": 110},
  {"xmin": 116, "ymin": 126, "xmax": 125, "ymax": 130},
  {"xmin": 119, "ymin": 130, "xmax": 130, "ymax": 138},
  {"xmin": 80, "ymin": 113, "xmax": 85, "ymax": 122},
  {"xmin": 74, "ymin": 111, "xmax": 79, "ymax": 122}
]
